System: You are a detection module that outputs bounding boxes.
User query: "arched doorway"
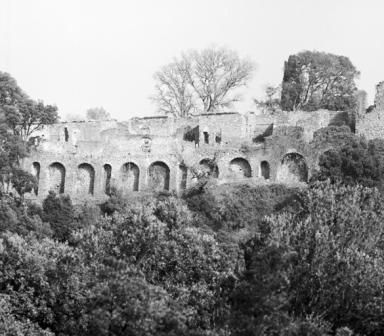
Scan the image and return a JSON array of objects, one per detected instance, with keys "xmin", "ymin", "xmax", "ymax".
[
  {"xmin": 103, "ymin": 164, "xmax": 112, "ymax": 195},
  {"xmin": 121, "ymin": 162, "xmax": 140, "ymax": 191},
  {"xmin": 179, "ymin": 164, "xmax": 188, "ymax": 190},
  {"xmin": 76, "ymin": 163, "xmax": 95, "ymax": 195},
  {"xmin": 148, "ymin": 161, "xmax": 170, "ymax": 191},
  {"xmin": 260, "ymin": 161, "xmax": 270, "ymax": 180},
  {"xmin": 199, "ymin": 159, "xmax": 219, "ymax": 178},
  {"xmin": 48, "ymin": 162, "xmax": 66, "ymax": 193},
  {"xmin": 278, "ymin": 153, "xmax": 308, "ymax": 182},
  {"xmin": 229, "ymin": 158, "xmax": 252, "ymax": 178},
  {"xmin": 32, "ymin": 162, "xmax": 40, "ymax": 195}
]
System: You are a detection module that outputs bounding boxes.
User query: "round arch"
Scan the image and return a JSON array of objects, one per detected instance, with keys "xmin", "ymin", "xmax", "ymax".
[
  {"xmin": 32, "ymin": 162, "xmax": 41, "ymax": 195},
  {"xmin": 260, "ymin": 160, "xmax": 270, "ymax": 180},
  {"xmin": 229, "ymin": 158, "xmax": 252, "ymax": 178},
  {"xmin": 199, "ymin": 158, "xmax": 219, "ymax": 178},
  {"xmin": 148, "ymin": 161, "xmax": 170, "ymax": 191},
  {"xmin": 48, "ymin": 162, "xmax": 66, "ymax": 194},
  {"xmin": 103, "ymin": 164, "xmax": 112, "ymax": 195},
  {"xmin": 121, "ymin": 162, "xmax": 140, "ymax": 192},
  {"xmin": 278, "ymin": 153, "xmax": 308, "ymax": 183},
  {"xmin": 77, "ymin": 163, "xmax": 95, "ymax": 195}
]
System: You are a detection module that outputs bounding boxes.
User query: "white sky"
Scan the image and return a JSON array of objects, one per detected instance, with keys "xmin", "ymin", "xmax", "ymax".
[{"xmin": 1, "ymin": 0, "xmax": 384, "ymax": 120}]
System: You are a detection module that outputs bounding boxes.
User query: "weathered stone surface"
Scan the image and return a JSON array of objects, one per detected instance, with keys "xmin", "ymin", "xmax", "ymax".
[
  {"xmin": 357, "ymin": 82, "xmax": 384, "ymax": 140},
  {"xmin": 23, "ymin": 110, "xmax": 347, "ymax": 203}
]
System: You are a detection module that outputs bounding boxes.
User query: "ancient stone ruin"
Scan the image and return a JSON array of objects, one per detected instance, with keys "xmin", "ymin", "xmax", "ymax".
[{"xmin": 23, "ymin": 109, "xmax": 359, "ymax": 203}]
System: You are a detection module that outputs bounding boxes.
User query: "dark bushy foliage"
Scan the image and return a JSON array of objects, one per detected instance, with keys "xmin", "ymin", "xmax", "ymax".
[
  {"xmin": 42, "ymin": 191, "xmax": 75, "ymax": 241},
  {"xmin": 312, "ymin": 137, "xmax": 384, "ymax": 190},
  {"xmin": 3, "ymin": 178, "xmax": 384, "ymax": 335},
  {"xmin": 184, "ymin": 182, "xmax": 302, "ymax": 231},
  {"xmin": 261, "ymin": 182, "xmax": 384, "ymax": 335},
  {"xmin": 281, "ymin": 51, "xmax": 359, "ymax": 111}
]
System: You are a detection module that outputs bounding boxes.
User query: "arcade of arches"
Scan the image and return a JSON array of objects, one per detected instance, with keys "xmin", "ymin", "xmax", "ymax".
[{"xmin": 30, "ymin": 154, "xmax": 309, "ymax": 200}]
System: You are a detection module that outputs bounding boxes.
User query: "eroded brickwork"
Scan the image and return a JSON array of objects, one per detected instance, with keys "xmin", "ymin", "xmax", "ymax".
[
  {"xmin": 357, "ymin": 82, "xmax": 384, "ymax": 139},
  {"xmin": 23, "ymin": 110, "xmax": 348, "ymax": 203}
]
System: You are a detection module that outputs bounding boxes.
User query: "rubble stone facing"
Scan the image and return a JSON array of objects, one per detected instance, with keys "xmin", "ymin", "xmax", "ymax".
[
  {"xmin": 23, "ymin": 110, "xmax": 350, "ymax": 203},
  {"xmin": 357, "ymin": 82, "xmax": 384, "ymax": 140}
]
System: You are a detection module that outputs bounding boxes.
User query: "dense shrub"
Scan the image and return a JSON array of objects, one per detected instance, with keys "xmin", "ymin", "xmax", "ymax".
[
  {"xmin": 243, "ymin": 182, "xmax": 384, "ymax": 335},
  {"xmin": 0, "ymin": 192, "xmax": 242, "ymax": 335},
  {"xmin": 3, "ymin": 180, "xmax": 384, "ymax": 335},
  {"xmin": 42, "ymin": 191, "xmax": 75, "ymax": 241},
  {"xmin": 184, "ymin": 182, "xmax": 302, "ymax": 231},
  {"xmin": 312, "ymin": 137, "xmax": 384, "ymax": 190}
]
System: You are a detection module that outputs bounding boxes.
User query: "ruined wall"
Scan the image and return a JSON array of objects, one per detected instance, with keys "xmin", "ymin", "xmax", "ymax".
[
  {"xmin": 374, "ymin": 82, "xmax": 384, "ymax": 111},
  {"xmin": 276, "ymin": 110, "xmax": 345, "ymax": 141},
  {"xmin": 356, "ymin": 111, "xmax": 384, "ymax": 139},
  {"xmin": 23, "ymin": 110, "xmax": 343, "ymax": 203},
  {"xmin": 357, "ymin": 82, "xmax": 384, "ymax": 140}
]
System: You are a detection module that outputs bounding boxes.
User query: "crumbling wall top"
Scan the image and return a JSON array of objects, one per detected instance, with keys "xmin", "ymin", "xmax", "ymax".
[{"xmin": 375, "ymin": 81, "xmax": 384, "ymax": 111}]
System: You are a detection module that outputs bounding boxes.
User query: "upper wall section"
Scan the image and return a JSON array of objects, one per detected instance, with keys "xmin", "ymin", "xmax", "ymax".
[
  {"xmin": 274, "ymin": 110, "xmax": 346, "ymax": 142},
  {"xmin": 357, "ymin": 110, "xmax": 384, "ymax": 140},
  {"xmin": 30, "ymin": 109, "xmax": 343, "ymax": 155}
]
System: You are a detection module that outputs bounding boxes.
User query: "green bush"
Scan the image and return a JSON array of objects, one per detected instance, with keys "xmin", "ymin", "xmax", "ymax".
[
  {"xmin": 312, "ymin": 137, "xmax": 384, "ymax": 191},
  {"xmin": 184, "ymin": 183, "xmax": 302, "ymax": 231},
  {"xmin": 266, "ymin": 182, "xmax": 384, "ymax": 334},
  {"xmin": 42, "ymin": 191, "xmax": 75, "ymax": 241}
]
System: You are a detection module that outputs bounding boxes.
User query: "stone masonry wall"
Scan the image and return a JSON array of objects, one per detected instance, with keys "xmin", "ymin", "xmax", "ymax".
[
  {"xmin": 357, "ymin": 82, "xmax": 384, "ymax": 140},
  {"xmin": 23, "ymin": 110, "xmax": 343, "ymax": 203}
]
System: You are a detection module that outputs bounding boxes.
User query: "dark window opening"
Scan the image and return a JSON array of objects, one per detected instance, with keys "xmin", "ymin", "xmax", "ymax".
[
  {"xmin": 203, "ymin": 132, "xmax": 209, "ymax": 144},
  {"xmin": 32, "ymin": 162, "xmax": 40, "ymax": 195},
  {"xmin": 215, "ymin": 134, "xmax": 221, "ymax": 144},
  {"xmin": 64, "ymin": 127, "xmax": 69, "ymax": 142},
  {"xmin": 104, "ymin": 164, "xmax": 112, "ymax": 195},
  {"xmin": 260, "ymin": 161, "xmax": 270, "ymax": 179},
  {"xmin": 179, "ymin": 164, "xmax": 188, "ymax": 190}
]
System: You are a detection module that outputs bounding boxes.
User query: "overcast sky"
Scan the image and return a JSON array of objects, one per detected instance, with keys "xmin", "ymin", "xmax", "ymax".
[{"xmin": 1, "ymin": 0, "xmax": 383, "ymax": 120}]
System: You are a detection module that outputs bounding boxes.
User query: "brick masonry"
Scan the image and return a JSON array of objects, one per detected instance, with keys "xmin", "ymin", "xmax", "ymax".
[{"xmin": 23, "ymin": 110, "xmax": 348, "ymax": 203}]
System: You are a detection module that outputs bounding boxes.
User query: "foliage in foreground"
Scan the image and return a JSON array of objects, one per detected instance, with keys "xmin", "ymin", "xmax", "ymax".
[
  {"xmin": 0, "ymin": 193, "xmax": 241, "ymax": 335},
  {"xmin": 232, "ymin": 182, "xmax": 384, "ymax": 335},
  {"xmin": 2, "ymin": 182, "xmax": 384, "ymax": 335},
  {"xmin": 312, "ymin": 137, "xmax": 384, "ymax": 191}
]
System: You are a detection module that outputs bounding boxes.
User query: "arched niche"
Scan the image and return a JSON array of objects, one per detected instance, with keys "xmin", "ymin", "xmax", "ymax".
[
  {"xmin": 121, "ymin": 162, "xmax": 140, "ymax": 191},
  {"xmin": 199, "ymin": 158, "xmax": 219, "ymax": 178},
  {"xmin": 32, "ymin": 162, "xmax": 40, "ymax": 195},
  {"xmin": 229, "ymin": 158, "xmax": 252, "ymax": 178},
  {"xmin": 48, "ymin": 162, "xmax": 66, "ymax": 194},
  {"xmin": 103, "ymin": 164, "xmax": 112, "ymax": 195},
  {"xmin": 76, "ymin": 163, "xmax": 95, "ymax": 195},
  {"xmin": 179, "ymin": 164, "xmax": 188, "ymax": 190},
  {"xmin": 278, "ymin": 153, "xmax": 308, "ymax": 183},
  {"xmin": 260, "ymin": 161, "xmax": 270, "ymax": 180},
  {"xmin": 148, "ymin": 161, "xmax": 170, "ymax": 191}
]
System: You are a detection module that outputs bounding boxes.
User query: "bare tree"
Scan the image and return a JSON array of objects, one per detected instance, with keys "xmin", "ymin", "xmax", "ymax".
[
  {"xmin": 254, "ymin": 84, "xmax": 282, "ymax": 115},
  {"xmin": 152, "ymin": 47, "xmax": 255, "ymax": 117},
  {"xmin": 153, "ymin": 59, "xmax": 196, "ymax": 117}
]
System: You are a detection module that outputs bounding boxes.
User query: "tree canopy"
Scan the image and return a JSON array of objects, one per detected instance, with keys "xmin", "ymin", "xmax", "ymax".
[
  {"xmin": 86, "ymin": 106, "xmax": 110, "ymax": 120},
  {"xmin": 0, "ymin": 72, "xmax": 58, "ymax": 196},
  {"xmin": 281, "ymin": 51, "xmax": 359, "ymax": 111},
  {"xmin": 0, "ymin": 72, "xmax": 58, "ymax": 141},
  {"xmin": 312, "ymin": 137, "xmax": 384, "ymax": 190},
  {"xmin": 152, "ymin": 47, "xmax": 255, "ymax": 117}
]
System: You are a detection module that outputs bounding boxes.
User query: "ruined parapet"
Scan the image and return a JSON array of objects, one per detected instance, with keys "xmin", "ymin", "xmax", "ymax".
[
  {"xmin": 355, "ymin": 90, "xmax": 368, "ymax": 117},
  {"xmin": 374, "ymin": 82, "xmax": 384, "ymax": 111},
  {"xmin": 356, "ymin": 82, "xmax": 384, "ymax": 139}
]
